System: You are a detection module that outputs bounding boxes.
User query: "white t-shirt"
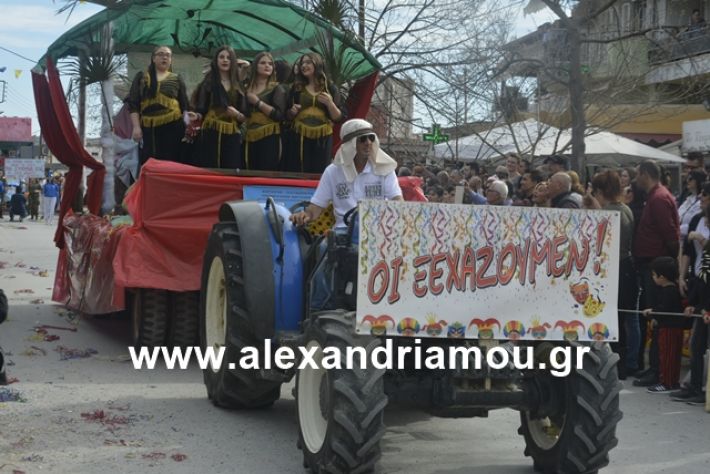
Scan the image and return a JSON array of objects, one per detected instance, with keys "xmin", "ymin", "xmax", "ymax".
[
  {"xmin": 692, "ymin": 217, "xmax": 709, "ymax": 276},
  {"xmin": 311, "ymin": 162, "xmax": 402, "ymax": 228},
  {"xmin": 679, "ymin": 195, "xmax": 701, "ymax": 239}
]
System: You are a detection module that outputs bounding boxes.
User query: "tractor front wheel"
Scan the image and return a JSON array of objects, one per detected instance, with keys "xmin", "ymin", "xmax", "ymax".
[
  {"xmin": 199, "ymin": 223, "xmax": 281, "ymax": 408},
  {"xmin": 519, "ymin": 342, "xmax": 623, "ymax": 474},
  {"xmin": 296, "ymin": 311, "xmax": 387, "ymax": 473}
]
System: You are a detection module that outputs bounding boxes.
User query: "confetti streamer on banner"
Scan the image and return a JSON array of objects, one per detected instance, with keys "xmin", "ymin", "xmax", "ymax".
[{"xmin": 14, "ymin": 69, "xmax": 22, "ymax": 79}]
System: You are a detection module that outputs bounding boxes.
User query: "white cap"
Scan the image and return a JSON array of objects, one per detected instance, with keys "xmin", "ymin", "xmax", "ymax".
[{"xmin": 340, "ymin": 118, "xmax": 375, "ymax": 143}]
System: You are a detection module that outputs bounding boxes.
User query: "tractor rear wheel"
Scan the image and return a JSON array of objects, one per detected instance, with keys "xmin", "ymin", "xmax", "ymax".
[
  {"xmin": 131, "ymin": 288, "xmax": 169, "ymax": 348},
  {"xmin": 200, "ymin": 223, "xmax": 281, "ymax": 408},
  {"xmin": 519, "ymin": 342, "xmax": 623, "ymax": 474},
  {"xmin": 296, "ymin": 311, "xmax": 387, "ymax": 473}
]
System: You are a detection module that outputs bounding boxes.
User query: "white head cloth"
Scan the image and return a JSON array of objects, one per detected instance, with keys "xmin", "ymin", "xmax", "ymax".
[{"xmin": 332, "ymin": 118, "xmax": 398, "ymax": 182}]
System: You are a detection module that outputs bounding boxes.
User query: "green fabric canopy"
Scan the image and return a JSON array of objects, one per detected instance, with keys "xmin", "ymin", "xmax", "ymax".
[{"xmin": 42, "ymin": 0, "xmax": 379, "ymax": 80}]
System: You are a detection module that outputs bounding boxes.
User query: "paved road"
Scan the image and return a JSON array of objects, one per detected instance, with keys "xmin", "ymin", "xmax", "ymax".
[{"xmin": 1, "ymin": 219, "xmax": 709, "ymax": 473}]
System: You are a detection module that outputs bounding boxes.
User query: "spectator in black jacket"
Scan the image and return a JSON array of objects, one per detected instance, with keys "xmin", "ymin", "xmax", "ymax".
[
  {"xmin": 9, "ymin": 186, "xmax": 27, "ymax": 222},
  {"xmin": 0, "ymin": 288, "xmax": 7, "ymax": 385}
]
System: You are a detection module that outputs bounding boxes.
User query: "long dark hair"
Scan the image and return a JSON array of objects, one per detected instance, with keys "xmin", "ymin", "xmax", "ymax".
[
  {"xmin": 274, "ymin": 59, "xmax": 291, "ymax": 83},
  {"xmin": 247, "ymin": 52, "xmax": 277, "ymax": 91},
  {"xmin": 147, "ymin": 45, "xmax": 172, "ymax": 98},
  {"xmin": 207, "ymin": 45, "xmax": 241, "ymax": 109},
  {"xmin": 293, "ymin": 53, "xmax": 328, "ymax": 94}
]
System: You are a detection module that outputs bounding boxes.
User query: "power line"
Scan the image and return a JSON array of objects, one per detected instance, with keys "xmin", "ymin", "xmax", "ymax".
[
  {"xmin": 0, "ymin": 45, "xmax": 36, "ymax": 64},
  {"xmin": 6, "ymin": 87, "xmax": 35, "ymax": 110}
]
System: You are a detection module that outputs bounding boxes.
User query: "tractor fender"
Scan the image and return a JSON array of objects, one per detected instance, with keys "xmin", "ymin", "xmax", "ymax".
[{"xmin": 219, "ymin": 200, "xmax": 304, "ymax": 337}]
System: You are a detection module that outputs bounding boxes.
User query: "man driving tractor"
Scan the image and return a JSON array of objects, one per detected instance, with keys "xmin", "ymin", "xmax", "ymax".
[{"xmin": 289, "ymin": 118, "xmax": 403, "ymax": 229}]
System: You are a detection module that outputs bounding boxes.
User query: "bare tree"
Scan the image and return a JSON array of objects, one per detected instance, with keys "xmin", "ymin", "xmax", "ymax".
[
  {"xmin": 497, "ymin": 0, "xmax": 710, "ymax": 172},
  {"xmin": 300, "ymin": 0, "xmax": 514, "ymax": 132}
]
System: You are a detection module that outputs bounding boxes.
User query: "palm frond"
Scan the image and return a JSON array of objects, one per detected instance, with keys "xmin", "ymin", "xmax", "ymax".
[
  {"xmin": 315, "ymin": 28, "xmax": 362, "ymax": 89},
  {"xmin": 62, "ymin": 27, "xmax": 125, "ymax": 85},
  {"xmin": 313, "ymin": 0, "xmax": 350, "ymax": 29}
]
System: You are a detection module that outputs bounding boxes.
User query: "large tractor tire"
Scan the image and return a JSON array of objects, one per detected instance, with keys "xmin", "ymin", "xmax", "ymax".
[
  {"xmin": 169, "ymin": 291, "xmax": 200, "ymax": 347},
  {"xmin": 519, "ymin": 342, "xmax": 623, "ymax": 474},
  {"xmin": 296, "ymin": 311, "xmax": 387, "ymax": 474},
  {"xmin": 199, "ymin": 223, "xmax": 281, "ymax": 408},
  {"xmin": 131, "ymin": 288, "xmax": 169, "ymax": 348}
]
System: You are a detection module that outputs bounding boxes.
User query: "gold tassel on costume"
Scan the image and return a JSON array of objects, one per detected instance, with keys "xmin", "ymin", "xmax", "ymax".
[
  {"xmin": 141, "ymin": 111, "xmax": 182, "ymax": 128},
  {"xmin": 293, "ymin": 106, "xmax": 333, "ymax": 139},
  {"xmin": 246, "ymin": 123, "xmax": 279, "ymax": 142},
  {"xmin": 245, "ymin": 111, "xmax": 279, "ymax": 142},
  {"xmin": 202, "ymin": 110, "xmax": 240, "ymax": 135},
  {"xmin": 140, "ymin": 93, "xmax": 182, "ymax": 127}
]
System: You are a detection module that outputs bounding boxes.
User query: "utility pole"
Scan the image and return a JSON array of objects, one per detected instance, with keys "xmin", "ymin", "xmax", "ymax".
[{"xmin": 358, "ymin": 0, "xmax": 365, "ymax": 42}]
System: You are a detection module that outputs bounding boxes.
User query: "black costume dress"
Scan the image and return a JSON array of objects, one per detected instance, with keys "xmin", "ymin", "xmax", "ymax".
[
  {"xmin": 125, "ymin": 71, "xmax": 189, "ymax": 167},
  {"xmin": 283, "ymin": 83, "xmax": 343, "ymax": 173},
  {"xmin": 243, "ymin": 84, "xmax": 286, "ymax": 171},
  {"xmin": 192, "ymin": 82, "xmax": 245, "ymax": 169}
]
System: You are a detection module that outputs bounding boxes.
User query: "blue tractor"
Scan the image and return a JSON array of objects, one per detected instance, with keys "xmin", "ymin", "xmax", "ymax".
[{"xmin": 199, "ymin": 199, "xmax": 622, "ymax": 474}]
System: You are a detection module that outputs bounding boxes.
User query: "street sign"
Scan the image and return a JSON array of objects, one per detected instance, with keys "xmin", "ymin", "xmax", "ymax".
[{"xmin": 423, "ymin": 124, "xmax": 449, "ymax": 145}]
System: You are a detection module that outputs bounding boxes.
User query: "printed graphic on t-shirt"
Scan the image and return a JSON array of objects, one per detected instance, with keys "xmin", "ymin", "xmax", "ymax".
[
  {"xmin": 364, "ymin": 183, "xmax": 382, "ymax": 198},
  {"xmin": 335, "ymin": 183, "xmax": 350, "ymax": 199}
]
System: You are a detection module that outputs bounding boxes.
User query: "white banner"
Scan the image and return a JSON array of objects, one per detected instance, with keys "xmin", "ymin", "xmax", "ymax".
[
  {"xmin": 4, "ymin": 158, "xmax": 45, "ymax": 180},
  {"xmin": 356, "ymin": 201, "xmax": 620, "ymax": 342},
  {"xmin": 683, "ymin": 119, "xmax": 710, "ymax": 153}
]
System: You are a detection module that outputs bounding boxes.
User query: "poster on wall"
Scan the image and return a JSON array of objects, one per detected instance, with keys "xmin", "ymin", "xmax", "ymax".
[{"xmin": 356, "ymin": 201, "xmax": 620, "ymax": 342}]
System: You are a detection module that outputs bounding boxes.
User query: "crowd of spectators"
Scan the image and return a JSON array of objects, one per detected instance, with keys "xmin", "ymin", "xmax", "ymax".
[{"xmin": 399, "ymin": 151, "xmax": 710, "ymax": 402}]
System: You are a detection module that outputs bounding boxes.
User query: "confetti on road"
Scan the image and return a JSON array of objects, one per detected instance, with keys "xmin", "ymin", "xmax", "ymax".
[
  {"xmin": 142, "ymin": 452, "xmax": 166, "ymax": 461},
  {"xmin": 36, "ymin": 324, "xmax": 77, "ymax": 333},
  {"xmin": 94, "ymin": 354, "xmax": 132, "ymax": 363},
  {"xmin": 81, "ymin": 409, "xmax": 131, "ymax": 427},
  {"xmin": 104, "ymin": 439, "xmax": 144, "ymax": 447},
  {"xmin": 55, "ymin": 346, "xmax": 98, "ymax": 360},
  {"xmin": 0, "ymin": 465, "xmax": 25, "ymax": 474},
  {"xmin": 10, "ymin": 436, "xmax": 34, "ymax": 449},
  {"xmin": 171, "ymin": 453, "xmax": 188, "ymax": 462},
  {"xmin": 21, "ymin": 346, "xmax": 47, "ymax": 357},
  {"xmin": 29, "ymin": 298, "xmax": 45, "ymax": 305},
  {"xmin": 0, "ymin": 387, "xmax": 26, "ymax": 402},
  {"xmin": 13, "ymin": 289, "xmax": 34, "ymax": 294}
]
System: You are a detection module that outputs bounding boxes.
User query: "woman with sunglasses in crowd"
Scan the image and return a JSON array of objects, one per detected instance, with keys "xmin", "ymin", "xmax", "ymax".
[
  {"xmin": 125, "ymin": 46, "xmax": 190, "ymax": 170},
  {"xmin": 678, "ymin": 171, "xmax": 707, "ymax": 242},
  {"xmin": 191, "ymin": 45, "xmax": 247, "ymax": 169},
  {"xmin": 284, "ymin": 53, "xmax": 344, "ymax": 173},
  {"xmin": 242, "ymin": 52, "xmax": 287, "ymax": 171}
]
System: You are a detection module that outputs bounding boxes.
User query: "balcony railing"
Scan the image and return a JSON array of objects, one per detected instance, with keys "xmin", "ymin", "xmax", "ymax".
[{"xmin": 648, "ymin": 26, "xmax": 710, "ymax": 65}]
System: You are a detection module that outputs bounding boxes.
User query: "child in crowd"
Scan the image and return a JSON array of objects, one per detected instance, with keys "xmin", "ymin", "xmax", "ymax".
[{"xmin": 641, "ymin": 257, "xmax": 686, "ymax": 393}]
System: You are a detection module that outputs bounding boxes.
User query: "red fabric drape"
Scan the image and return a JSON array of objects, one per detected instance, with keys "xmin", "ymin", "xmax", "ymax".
[
  {"xmin": 32, "ymin": 57, "xmax": 106, "ymax": 249},
  {"xmin": 332, "ymin": 71, "xmax": 379, "ymax": 153}
]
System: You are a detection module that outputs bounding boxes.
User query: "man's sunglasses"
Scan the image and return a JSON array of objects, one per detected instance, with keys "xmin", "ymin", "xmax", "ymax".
[{"xmin": 358, "ymin": 134, "xmax": 376, "ymax": 143}]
